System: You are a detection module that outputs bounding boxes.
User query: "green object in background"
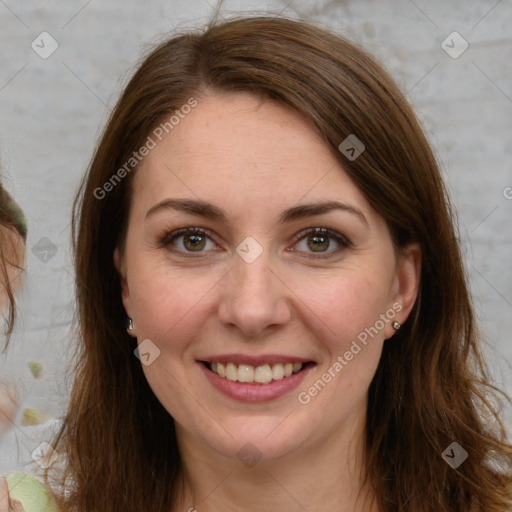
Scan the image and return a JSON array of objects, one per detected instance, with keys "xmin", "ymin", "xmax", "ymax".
[
  {"xmin": 21, "ymin": 408, "xmax": 51, "ymax": 426},
  {"xmin": 28, "ymin": 361, "xmax": 43, "ymax": 379},
  {"xmin": 5, "ymin": 472, "xmax": 59, "ymax": 512}
]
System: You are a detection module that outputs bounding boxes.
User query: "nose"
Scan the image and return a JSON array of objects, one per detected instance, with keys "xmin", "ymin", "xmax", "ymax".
[{"xmin": 217, "ymin": 244, "xmax": 291, "ymax": 338}]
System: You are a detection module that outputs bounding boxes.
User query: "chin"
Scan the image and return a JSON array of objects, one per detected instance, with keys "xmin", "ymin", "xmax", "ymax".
[{"xmin": 191, "ymin": 414, "xmax": 312, "ymax": 465}]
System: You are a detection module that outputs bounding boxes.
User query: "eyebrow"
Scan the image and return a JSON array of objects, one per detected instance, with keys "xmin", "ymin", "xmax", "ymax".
[{"xmin": 145, "ymin": 198, "xmax": 369, "ymax": 227}]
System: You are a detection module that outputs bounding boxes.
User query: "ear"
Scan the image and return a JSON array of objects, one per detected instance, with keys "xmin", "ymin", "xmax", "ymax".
[
  {"xmin": 113, "ymin": 247, "xmax": 137, "ymax": 337},
  {"xmin": 386, "ymin": 242, "xmax": 421, "ymax": 338}
]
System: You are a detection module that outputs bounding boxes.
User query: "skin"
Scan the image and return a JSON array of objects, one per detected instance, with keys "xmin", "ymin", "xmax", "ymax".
[
  {"xmin": 0, "ymin": 478, "xmax": 8, "ymax": 512},
  {"xmin": 0, "ymin": 477, "xmax": 24, "ymax": 512},
  {"xmin": 0, "ymin": 381, "xmax": 17, "ymax": 437},
  {"xmin": 114, "ymin": 90, "xmax": 421, "ymax": 512}
]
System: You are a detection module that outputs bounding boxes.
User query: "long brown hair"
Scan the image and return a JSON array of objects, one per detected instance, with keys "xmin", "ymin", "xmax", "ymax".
[{"xmin": 46, "ymin": 15, "xmax": 512, "ymax": 512}]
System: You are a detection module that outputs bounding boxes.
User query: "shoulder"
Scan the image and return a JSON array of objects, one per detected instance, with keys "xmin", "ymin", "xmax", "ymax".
[{"xmin": 0, "ymin": 472, "xmax": 59, "ymax": 512}]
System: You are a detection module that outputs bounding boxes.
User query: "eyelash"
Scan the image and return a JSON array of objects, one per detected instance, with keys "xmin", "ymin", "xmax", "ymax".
[{"xmin": 158, "ymin": 226, "xmax": 352, "ymax": 260}]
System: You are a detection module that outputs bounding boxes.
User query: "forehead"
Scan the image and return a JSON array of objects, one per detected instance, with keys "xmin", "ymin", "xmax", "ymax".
[{"xmin": 132, "ymin": 91, "xmax": 371, "ymax": 217}]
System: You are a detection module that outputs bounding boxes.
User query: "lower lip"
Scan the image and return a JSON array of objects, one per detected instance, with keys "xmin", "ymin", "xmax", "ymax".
[{"xmin": 198, "ymin": 362, "xmax": 314, "ymax": 403}]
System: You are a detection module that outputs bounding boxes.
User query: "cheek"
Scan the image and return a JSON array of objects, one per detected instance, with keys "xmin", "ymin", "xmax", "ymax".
[
  {"xmin": 296, "ymin": 278, "xmax": 389, "ymax": 410},
  {"xmin": 292, "ymin": 269, "xmax": 393, "ymax": 348},
  {"xmin": 128, "ymin": 265, "xmax": 217, "ymax": 348}
]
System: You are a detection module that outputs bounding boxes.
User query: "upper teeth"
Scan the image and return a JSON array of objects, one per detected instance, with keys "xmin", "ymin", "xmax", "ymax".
[{"xmin": 209, "ymin": 362, "xmax": 303, "ymax": 384}]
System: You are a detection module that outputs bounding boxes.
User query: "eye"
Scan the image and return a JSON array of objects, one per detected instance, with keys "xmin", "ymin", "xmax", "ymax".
[
  {"xmin": 159, "ymin": 227, "xmax": 219, "ymax": 256},
  {"xmin": 159, "ymin": 226, "xmax": 351, "ymax": 259},
  {"xmin": 289, "ymin": 227, "xmax": 351, "ymax": 259}
]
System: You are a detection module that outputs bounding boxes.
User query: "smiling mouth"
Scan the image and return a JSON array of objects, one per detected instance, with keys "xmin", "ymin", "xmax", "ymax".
[{"xmin": 202, "ymin": 361, "xmax": 315, "ymax": 385}]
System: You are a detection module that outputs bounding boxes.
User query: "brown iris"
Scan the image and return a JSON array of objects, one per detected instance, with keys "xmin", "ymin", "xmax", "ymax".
[
  {"xmin": 183, "ymin": 233, "xmax": 206, "ymax": 251},
  {"xmin": 307, "ymin": 234, "xmax": 329, "ymax": 252}
]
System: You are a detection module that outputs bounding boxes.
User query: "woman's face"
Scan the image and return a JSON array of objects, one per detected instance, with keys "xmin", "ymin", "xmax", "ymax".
[{"xmin": 115, "ymin": 91, "xmax": 420, "ymax": 464}]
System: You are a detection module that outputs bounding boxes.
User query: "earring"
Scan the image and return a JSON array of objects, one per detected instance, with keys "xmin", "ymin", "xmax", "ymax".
[
  {"xmin": 392, "ymin": 321, "xmax": 401, "ymax": 331},
  {"xmin": 126, "ymin": 317, "xmax": 133, "ymax": 331}
]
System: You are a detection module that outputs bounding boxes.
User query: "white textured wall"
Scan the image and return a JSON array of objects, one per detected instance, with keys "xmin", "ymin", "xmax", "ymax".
[{"xmin": 0, "ymin": 0, "xmax": 511, "ymax": 472}]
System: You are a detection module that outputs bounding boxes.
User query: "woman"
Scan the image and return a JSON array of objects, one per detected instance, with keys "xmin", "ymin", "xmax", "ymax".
[
  {"xmin": 6, "ymin": 14, "xmax": 512, "ymax": 512},
  {"xmin": 0, "ymin": 185, "xmax": 26, "ymax": 344},
  {"xmin": 0, "ymin": 184, "xmax": 26, "ymax": 440},
  {"xmin": 0, "ymin": 185, "xmax": 56, "ymax": 511}
]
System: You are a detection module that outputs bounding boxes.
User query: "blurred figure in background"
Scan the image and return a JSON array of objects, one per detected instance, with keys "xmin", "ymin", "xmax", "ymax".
[{"xmin": 0, "ymin": 183, "xmax": 27, "ymax": 437}]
